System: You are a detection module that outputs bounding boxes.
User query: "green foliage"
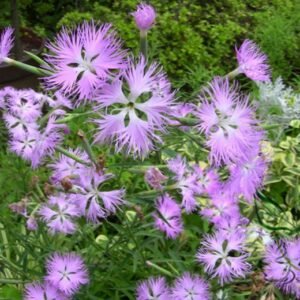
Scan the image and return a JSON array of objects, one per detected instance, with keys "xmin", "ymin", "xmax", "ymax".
[
  {"xmin": 254, "ymin": 1, "xmax": 300, "ymax": 79},
  {"xmin": 51, "ymin": 0, "xmax": 300, "ymax": 86}
]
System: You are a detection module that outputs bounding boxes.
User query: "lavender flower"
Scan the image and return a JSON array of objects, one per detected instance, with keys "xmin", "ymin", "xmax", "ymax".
[
  {"xmin": 154, "ymin": 194, "xmax": 183, "ymax": 239},
  {"xmin": 236, "ymin": 39, "xmax": 271, "ymax": 82},
  {"xmin": 44, "ymin": 22, "xmax": 126, "ymax": 104},
  {"xmin": 200, "ymin": 193, "xmax": 241, "ymax": 226},
  {"xmin": 45, "ymin": 253, "xmax": 88, "ymax": 296},
  {"xmin": 30, "ymin": 117, "xmax": 66, "ymax": 168},
  {"xmin": 26, "ymin": 217, "xmax": 38, "ymax": 231},
  {"xmin": 72, "ymin": 172, "xmax": 125, "ymax": 223},
  {"xmin": 39, "ymin": 194, "xmax": 81, "ymax": 234},
  {"xmin": 145, "ymin": 167, "xmax": 167, "ymax": 190},
  {"xmin": 197, "ymin": 231, "xmax": 251, "ymax": 284},
  {"xmin": 264, "ymin": 239, "xmax": 300, "ymax": 298},
  {"xmin": 137, "ymin": 276, "xmax": 170, "ymax": 300},
  {"xmin": 24, "ymin": 282, "xmax": 68, "ymax": 300},
  {"xmin": 0, "ymin": 27, "xmax": 14, "ymax": 63},
  {"xmin": 193, "ymin": 165, "xmax": 221, "ymax": 197},
  {"xmin": 94, "ymin": 56, "xmax": 175, "ymax": 158},
  {"xmin": 132, "ymin": 3, "xmax": 156, "ymax": 32},
  {"xmin": 167, "ymin": 156, "xmax": 200, "ymax": 213},
  {"xmin": 196, "ymin": 77, "xmax": 262, "ymax": 166},
  {"xmin": 171, "ymin": 273, "xmax": 210, "ymax": 300},
  {"xmin": 225, "ymin": 153, "xmax": 267, "ymax": 202},
  {"xmin": 49, "ymin": 147, "xmax": 90, "ymax": 186}
]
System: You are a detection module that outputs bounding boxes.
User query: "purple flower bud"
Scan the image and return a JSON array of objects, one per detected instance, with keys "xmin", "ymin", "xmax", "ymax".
[
  {"xmin": 145, "ymin": 167, "xmax": 167, "ymax": 190},
  {"xmin": 132, "ymin": 3, "xmax": 156, "ymax": 31},
  {"xmin": 26, "ymin": 217, "xmax": 38, "ymax": 231},
  {"xmin": 0, "ymin": 27, "xmax": 14, "ymax": 63},
  {"xmin": 236, "ymin": 39, "xmax": 271, "ymax": 82}
]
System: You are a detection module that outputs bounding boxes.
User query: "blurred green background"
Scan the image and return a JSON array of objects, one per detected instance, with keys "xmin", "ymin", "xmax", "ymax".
[{"xmin": 2, "ymin": 0, "xmax": 300, "ymax": 89}]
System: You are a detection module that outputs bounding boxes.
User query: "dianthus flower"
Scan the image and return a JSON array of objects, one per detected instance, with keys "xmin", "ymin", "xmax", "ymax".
[
  {"xmin": 45, "ymin": 253, "xmax": 88, "ymax": 296},
  {"xmin": 137, "ymin": 276, "xmax": 170, "ymax": 300},
  {"xmin": 0, "ymin": 27, "xmax": 14, "ymax": 63},
  {"xmin": 171, "ymin": 272, "xmax": 211, "ymax": 300},
  {"xmin": 200, "ymin": 193, "xmax": 241, "ymax": 226},
  {"xmin": 24, "ymin": 282, "xmax": 68, "ymax": 300},
  {"xmin": 193, "ymin": 165, "xmax": 221, "ymax": 197},
  {"xmin": 196, "ymin": 77, "xmax": 262, "ymax": 166},
  {"xmin": 72, "ymin": 171, "xmax": 125, "ymax": 223},
  {"xmin": 197, "ymin": 231, "xmax": 251, "ymax": 284},
  {"xmin": 44, "ymin": 22, "xmax": 126, "ymax": 104},
  {"xmin": 145, "ymin": 167, "xmax": 167, "ymax": 190},
  {"xmin": 264, "ymin": 239, "xmax": 300, "ymax": 298},
  {"xmin": 39, "ymin": 194, "xmax": 81, "ymax": 234},
  {"xmin": 225, "ymin": 151, "xmax": 267, "ymax": 202},
  {"xmin": 167, "ymin": 156, "xmax": 201, "ymax": 213},
  {"xmin": 154, "ymin": 193, "xmax": 183, "ymax": 239},
  {"xmin": 49, "ymin": 147, "xmax": 90, "ymax": 186},
  {"xmin": 236, "ymin": 39, "xmax": 271, "ymax": 82},
  {"xmin": 94, "ymin": 56, "xmax": 175, "ymax": 158},
  {"xmin": 132, "ymin": 3, "xmax": 156, "ymax": 32}
]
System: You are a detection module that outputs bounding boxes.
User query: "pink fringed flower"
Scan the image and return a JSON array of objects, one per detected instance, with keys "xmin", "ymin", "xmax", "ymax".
[
  {"xmin": 145, "ymin": 167, "xmax": 167, "ymax": 190},
  {"xmin": 49, "ymin": 147, "xmax": 90, "ymax": 186},
  {"xmin": 236, "ymin": 39, "xmax": 271, "ymax": 82},
  {"xmin": 132, "ymin": 3, "xmax": 156, "ymax": 31},
  {"xmin": 154, "ymin": 194, "xmax": 183, "ymax": 239},
  {"xmin": 200, "ymin": 193, "xmax": 241, "ymax": 226},
  {"xmin": 94, "ymin": 56, "xmax": 175, "ymax": 158},
  {"xmin": 264, "ymin": 239, "xmax": 300, "ymax": 298},
  {"xmin": 44, "ymin": 22, "xmax": 126, "ymax": 105},
  {"xmin": 197, "ymin": 231, "xmax": 251, "ymax": 284},
  {"xmin": 0, "ymin": 27, "xmax": 14, "ymax": 63},
  {"xmin": 137, "ymin": 276, "xmax": 170, "ymax": 300},
  {"xmin": 171, "ymin": 273, "xmax": 210, "ymax": 300},
  {"xmin": 72, "ymin": 172, "xmax": 125, "ymax": 223},
  {"xmin": 196, "ymin": 77, "xmax": 262, "ymax": 166},
  {"xmin": 225, "ymin": 152, "xmax": 267, "ymax": 202},
  {"xmin": 39, "ymin": 194, "xmax": 81, "ymax": 234},
  {"xmin": 24, "ymin": 282, "xmax": 68, "ymax": 300},
  {"xmin": 45, "ymin": 253, "xmax": 88, "ymax": 296}
]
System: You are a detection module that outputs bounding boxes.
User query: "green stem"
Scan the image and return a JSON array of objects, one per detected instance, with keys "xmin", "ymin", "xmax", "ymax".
[
  {"xmin": 173, "ymin": 117, "xmax": 198, "ymax": 126},
  {"xmin": 77, "ymin": 130, "xmax": 97, "ymax": 165},
  {"xmin": 55, "ymin": 111, "xmax": 95, "ymax": 124},
  {"xmin": 226, "ymin": 68, "xmax": 240, "ymax": 80},
  {"xmin": 24, "ymin": 50, "xmax": 48, "ymax": 66},
  {"xmin": 39, "ymin": 106, "xmax": 62, "ymax": 127},
  {"xmin": 146, "ymin": 261, "xmax": 174, "ymax": 277},
  {"xmin": 261, "ymin": 124, "xmax": 281, "ymax": 130},
  {"xmin": 140, "ymin": 30, "xmax": 148, "ymax": 59},
  {"xmin": 0, "ymin": 278, "xmax": 25, "ymax": 284},
  {"xmin": 3, "ymin": 57, "xmax": 53, "ymax": 76},
  {"xmin": 35, "ymin": 184, "xmax": 45, "ymax": 200},
  {"xmin": 0, "ymin": 223, "xmax": 10, "ymax": 259},
  {"xmin": 55, "ymin": 146, "xmax": 91, "ymax": 166}
]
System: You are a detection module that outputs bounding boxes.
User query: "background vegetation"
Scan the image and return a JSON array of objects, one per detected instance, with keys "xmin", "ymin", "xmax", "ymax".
[{"xmin": 1, "ymin": 1, "xmax": 300, "ymax": 299}]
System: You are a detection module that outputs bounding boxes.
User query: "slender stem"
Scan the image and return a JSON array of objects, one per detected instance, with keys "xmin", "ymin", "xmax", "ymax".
[
  {"xmin": 173, "ymin": 117, "xmax": 198, "ymax": 126},
  {"xmin": 24, "ymin": 50, "xmax": 48, "ymax": 66},
  {"xmin": 0, "ymin": 278, "xmax": 25, "ymax": 284},
  {"xmin": 3, "ymin": 57, "xmax": 53, "ymax": 76},
  {"xmin": 140, "ymin": 30, "xmax": 148, "ymax": 59},
  {"xmin": 146, "ymin": 261, "xmax": 174, "ymax": 277},
  {"xmin": 77, "ymin": 130, "xmax": 97, "ymax": 165},
  {"xmin": 39, "ymin": 106, "xmax": 62, "ymax": 127},
  {"xmin": 55, "ymin": 111, "xmax": 95, "ymax": 124},
  {"xmin": 0, "ymin": 223, "xmax": 10, "ymax": 259},
  {"xmin": 226, "ymin": 68, "xmax": 240, "ymax": 80},
  {"xmin": 55, "ymin": 146, "xmax": 91, "ymax": 166}
]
